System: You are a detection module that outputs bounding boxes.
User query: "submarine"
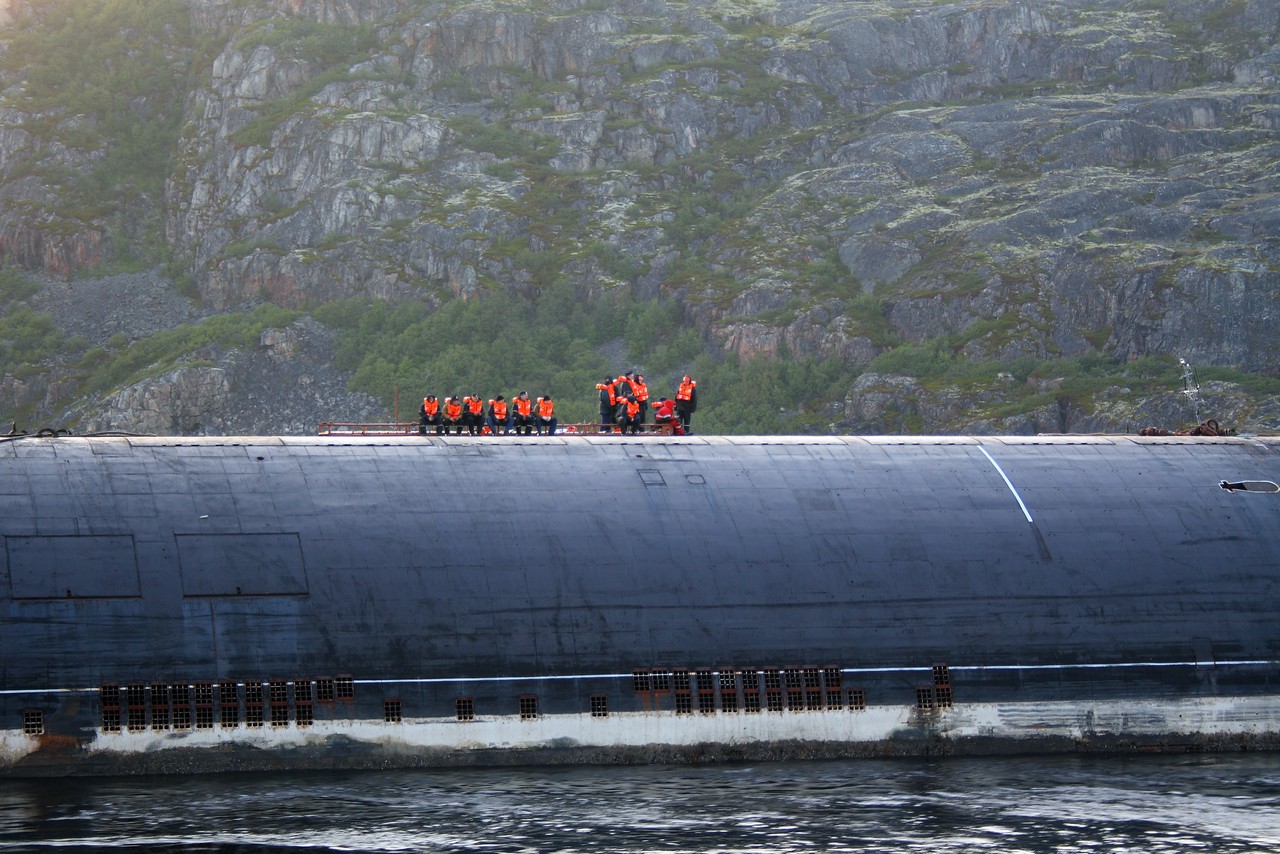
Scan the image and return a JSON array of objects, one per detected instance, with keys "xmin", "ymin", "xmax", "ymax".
[{"xmin": 1, "ymin": 431, "xmax": 1278, "ymax": 776}]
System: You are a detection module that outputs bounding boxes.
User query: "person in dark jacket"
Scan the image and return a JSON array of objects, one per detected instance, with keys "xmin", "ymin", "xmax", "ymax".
[
  {"xmin": 535, "ymin": 395, "xmax": 558, "ymax": 436},
  {"xmin": 418, "ymin": 394, "xmax": 442, "ymax": 435},
  {"xmin": 511, "ymin": 391, "xmax": 535, "ymax": 435},
  {"xmin": 596, "ymin": 376, "xmax": 616, "ymax": 432},
  {"xmin": 675, "ymin": 376, "xmax": 697, "ymax": 434},
  {"xmin": 613, "ymin": 371, "xmax": 634, "ymax": 401},
  {"xmin": 462, "ymin": 393, "xmax": 485, "ymax": 436},
  {"xmin": 615, "ymin": 394, "xmax": 641, "ymax": 435},
  {"xmin": 487, "ymin": 396, "xmax": 510, "ymax": 435},
  {"xmin": 631, "ymin": 373, "xmax": 649, "ymax": 425}
]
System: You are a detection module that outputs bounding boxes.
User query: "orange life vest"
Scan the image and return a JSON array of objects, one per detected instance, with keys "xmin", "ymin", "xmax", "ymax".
[
  {"xmin": 537, "ymin": 398, "xmax": 555, "ymax": 419},
  {"xmin": 422, "ymin": 398, "xmax": 439, "ymax": 416},
  {"xmin": 466, "ymin": 396, "xmax": 484, "ymax": 416},
  {"xmin": 597, "ymin": 383, "xmax": 616, "ymax": 406},
  {"xmin": 490, "ymin": 400, "xmax": 508, "ymax": 420},
  {"xmin": 623, "ymin": 398, "xmax": 640, "ymax": 419},
  {"xmin": 514, "ymin": 397, "xmax": 533, "ymax": 417},
  {"xmin": 632, "ymin": 379, "xmax": 648, "ymax": 402},
  {"xmin": 445, "ymin": 400, "xmax": 462, "ymax": 419},
  {"xmin": 677, "ymin": 380, "xmax": 696, "ymax": 401}
]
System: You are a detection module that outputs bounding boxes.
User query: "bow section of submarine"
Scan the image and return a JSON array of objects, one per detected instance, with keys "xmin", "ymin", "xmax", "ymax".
[{"xmin": 2, "ymin": 434, "xmax": 1279, "ymax": 775}]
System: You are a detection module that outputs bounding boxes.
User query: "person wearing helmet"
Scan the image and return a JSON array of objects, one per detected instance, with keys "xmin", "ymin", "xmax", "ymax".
[{"xmin": 675, "ymin": 375, "xmax": 697, "ymax": 434}]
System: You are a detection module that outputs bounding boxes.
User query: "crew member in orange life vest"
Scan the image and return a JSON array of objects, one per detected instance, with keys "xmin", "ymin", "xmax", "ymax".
[
  {"xmin": 462, "ymin": 393, "xmax": 485, "ymax": 436},
  {"xmin": 613, "ymin": 371, "xmax": 634, "ymax": 401},
  {"xmin": 596, "ymin": 376, "xmax": 616, "ymax": 432},
  {"xmin": 487, "ymin": 395, "xmax": 510, "ymax": 435},
  {"xmin": 652, "ymin": 396, "xmax": 684, "ymax": 435},
  {"xmin": 631, "ymin": 373, "xmax": 649, "ymax": 425},
  {"xmin": 443, "ymin": 395, "xmax": 465, "ymax": 434},
  {"xmin": 512, "ymin": 391, "xmax": 535, "ymax": 435},
  {"xmin": 535, "ymin": 395, "xmax": 558, "ymax": 435},
  {"xmin": 675, "ymin": 375, "xmax": 697, "ymax": 434},
  {"xmin": 615, "ymin": 394, "xmax": 641, "ymax": 435},
  {"xmin": 418, "ymin": 394, "xmax": 442, "ymax": 435}
]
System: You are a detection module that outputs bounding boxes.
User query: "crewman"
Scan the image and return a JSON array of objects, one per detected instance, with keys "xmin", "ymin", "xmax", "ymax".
[
  {"xmin": 596, "ymin": 376, "xmax": 616, "ymax": 432},
  {"xmin": 616, "ymin": 394, "xmax": 641, "ymax": 435},
  {"xmin": 675, "ymin": 375, "xmax": 697, "ymax": 434},
  {"xmin": 652, "ymin": 396, "xmax": 683, "ymax": 434},
  {"xmin": 463, "ymin": 393, "xmax": 485, "ymax": 436},
  {"xmin": 418, "ymin": 394, "xmax": 441, "ymax": 435},
  {"xmin": 631, "ymin": 373, "xmax": 649, "ymax": 425},
  {"xmin": 613, "ymin": 371, "xmax": 634, "ymax": 401},
  {"xmin": 487, "ymin": 395, "xmax": 510, "ymax": 435},
  {"xmin": 443, "ymin": 395, "xmax": 464, "ymax": 434},
  {"xmin": 512, "ymin": 391, "xmax": 535, "ymax": 435},
  {"xmin": 535, "ymin": 395, "xmax": 558, "ymax": 436}
]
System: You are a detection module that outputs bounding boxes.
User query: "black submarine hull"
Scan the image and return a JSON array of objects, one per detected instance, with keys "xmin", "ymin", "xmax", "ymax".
[{"xmin": 2, "ymin": 434, "xmax": 1278, "ymax": 775}]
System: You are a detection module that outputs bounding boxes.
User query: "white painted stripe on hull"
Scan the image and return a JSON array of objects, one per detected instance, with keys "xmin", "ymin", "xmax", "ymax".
[
  {"xmin": 4, "ymin": 696, "xmax": 1279, "ymax": 768},
  {"xmin": 348, "ymin": 658, "xmax": 1274, "ymax": 687},
  {"xmin": 76, "ymin": 696, "xmax": 1280, "ymax": 752},
  {"xmin": 0, "ymin": 659, "xmax": 1275, "ymax": 696},
  {"xmin": 978, "ymin": 445, "xmax": 1034, "ymax": 522}
]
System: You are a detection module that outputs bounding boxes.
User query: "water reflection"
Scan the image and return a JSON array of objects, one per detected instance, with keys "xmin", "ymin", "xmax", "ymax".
[{"xmin": 1, "ymin": 754, "xmax": 1278, "ymax": 852}]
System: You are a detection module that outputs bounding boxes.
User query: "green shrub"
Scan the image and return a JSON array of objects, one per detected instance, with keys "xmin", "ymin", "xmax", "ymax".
[
  {"xmin": 78, "ymin": 304, "xmax": 300, "ymax": 396},
  {"xmin": 0, "ymin": 306, "xmax": 66, "ymax": 374},
  {"xmin": 312, "ymin": 287, "xmax": 861, "ymax": 431},
  {"xmin": 867, "ymin": 342, "xmax": 953, "ymax": 380},
  {"xmin": 235, "ymin": 18, "xmax": 378, "ymax": 64},
  {"xmin": 448, "ymin": 114, "xmax": 561, "ymax": 162},
  {"xmin": 0, "ymin": 267, "xmax": 38, "ymax": 305},
  {"xmin": 484, "ymin": 162, "xmax": 521, "ymax": 181},
  {"xmin": 590, "ymin": 242, "xmax": 647, "ymax": 282},
  {"xmin": 1, "ymin": 0, "xmax": 193, "ymax": 200}
]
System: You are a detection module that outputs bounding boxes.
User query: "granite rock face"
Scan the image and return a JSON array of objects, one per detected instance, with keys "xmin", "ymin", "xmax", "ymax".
[
  {"xmin": 1, "ymin": 0, "xmax": 1278, "ymax": 434},
  {"xmin": 71, "ymin": 318, "xmax": 383, "ymax": 436}
]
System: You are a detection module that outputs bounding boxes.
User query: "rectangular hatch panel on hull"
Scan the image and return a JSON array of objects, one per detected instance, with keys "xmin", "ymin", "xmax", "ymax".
[
  {"xmin": 176, "ymin": 533, "xmax": 309, "ymax": 597},
  {"xmin": 6, "ymin": 534, "xmax": 141, "ymax": 599}
]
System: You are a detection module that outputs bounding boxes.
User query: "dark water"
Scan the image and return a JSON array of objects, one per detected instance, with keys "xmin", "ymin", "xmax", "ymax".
[{"xmin": 2, "ymin": 754, "xmax": 1279, "ymax": 852}]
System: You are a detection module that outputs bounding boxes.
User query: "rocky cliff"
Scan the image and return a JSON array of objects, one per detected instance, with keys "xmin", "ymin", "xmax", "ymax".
[{"xmin": 1, "ymin": 0, "xmax": 1278, "ymax": 435}]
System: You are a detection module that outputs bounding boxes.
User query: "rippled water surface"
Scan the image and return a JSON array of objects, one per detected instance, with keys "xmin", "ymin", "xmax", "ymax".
[{"xmin": 2, "ymin": 754, "xmax": 1279, "ymax": 852}]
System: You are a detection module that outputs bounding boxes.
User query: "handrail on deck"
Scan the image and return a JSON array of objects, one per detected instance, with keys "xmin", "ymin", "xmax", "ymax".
[
  {"xmin": 317, "ymin": 422, "xmax": 418, "ymax": 435},
  {"xmin": 317, "ymin": 421, "xmax": 675, "ymax": 436}
]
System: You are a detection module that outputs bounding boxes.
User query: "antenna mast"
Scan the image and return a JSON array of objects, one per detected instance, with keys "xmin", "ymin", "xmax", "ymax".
[{"xmin": 1179, "ymin": 358, "xmax": 1201, "ymax": 424}]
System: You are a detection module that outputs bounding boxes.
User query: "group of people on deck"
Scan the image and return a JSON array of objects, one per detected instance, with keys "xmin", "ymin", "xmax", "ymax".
[
  {"xmin": 596, "ymin": 371, "xmax": 697, "ymax": 435},
  {"xmin": 417, "ymin": 373, "xmax": 697, "ymax": 436},
  {"xmin": 417, "ymin": 391, "xmax": 556, "ymax": 435}
]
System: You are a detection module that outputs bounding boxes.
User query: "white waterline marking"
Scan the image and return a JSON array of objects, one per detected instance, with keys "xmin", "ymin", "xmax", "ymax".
[
  {"xmin": 979, "ymin": 445, "xmax": 1034, "ymax": 523},
  {"xmin": 6, "ymin": 660, "xmax": 1275, "ymax": 696},
  {"xmin": 348, "ymin": 659, "xmax": 1274, "ymax": 685}
]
